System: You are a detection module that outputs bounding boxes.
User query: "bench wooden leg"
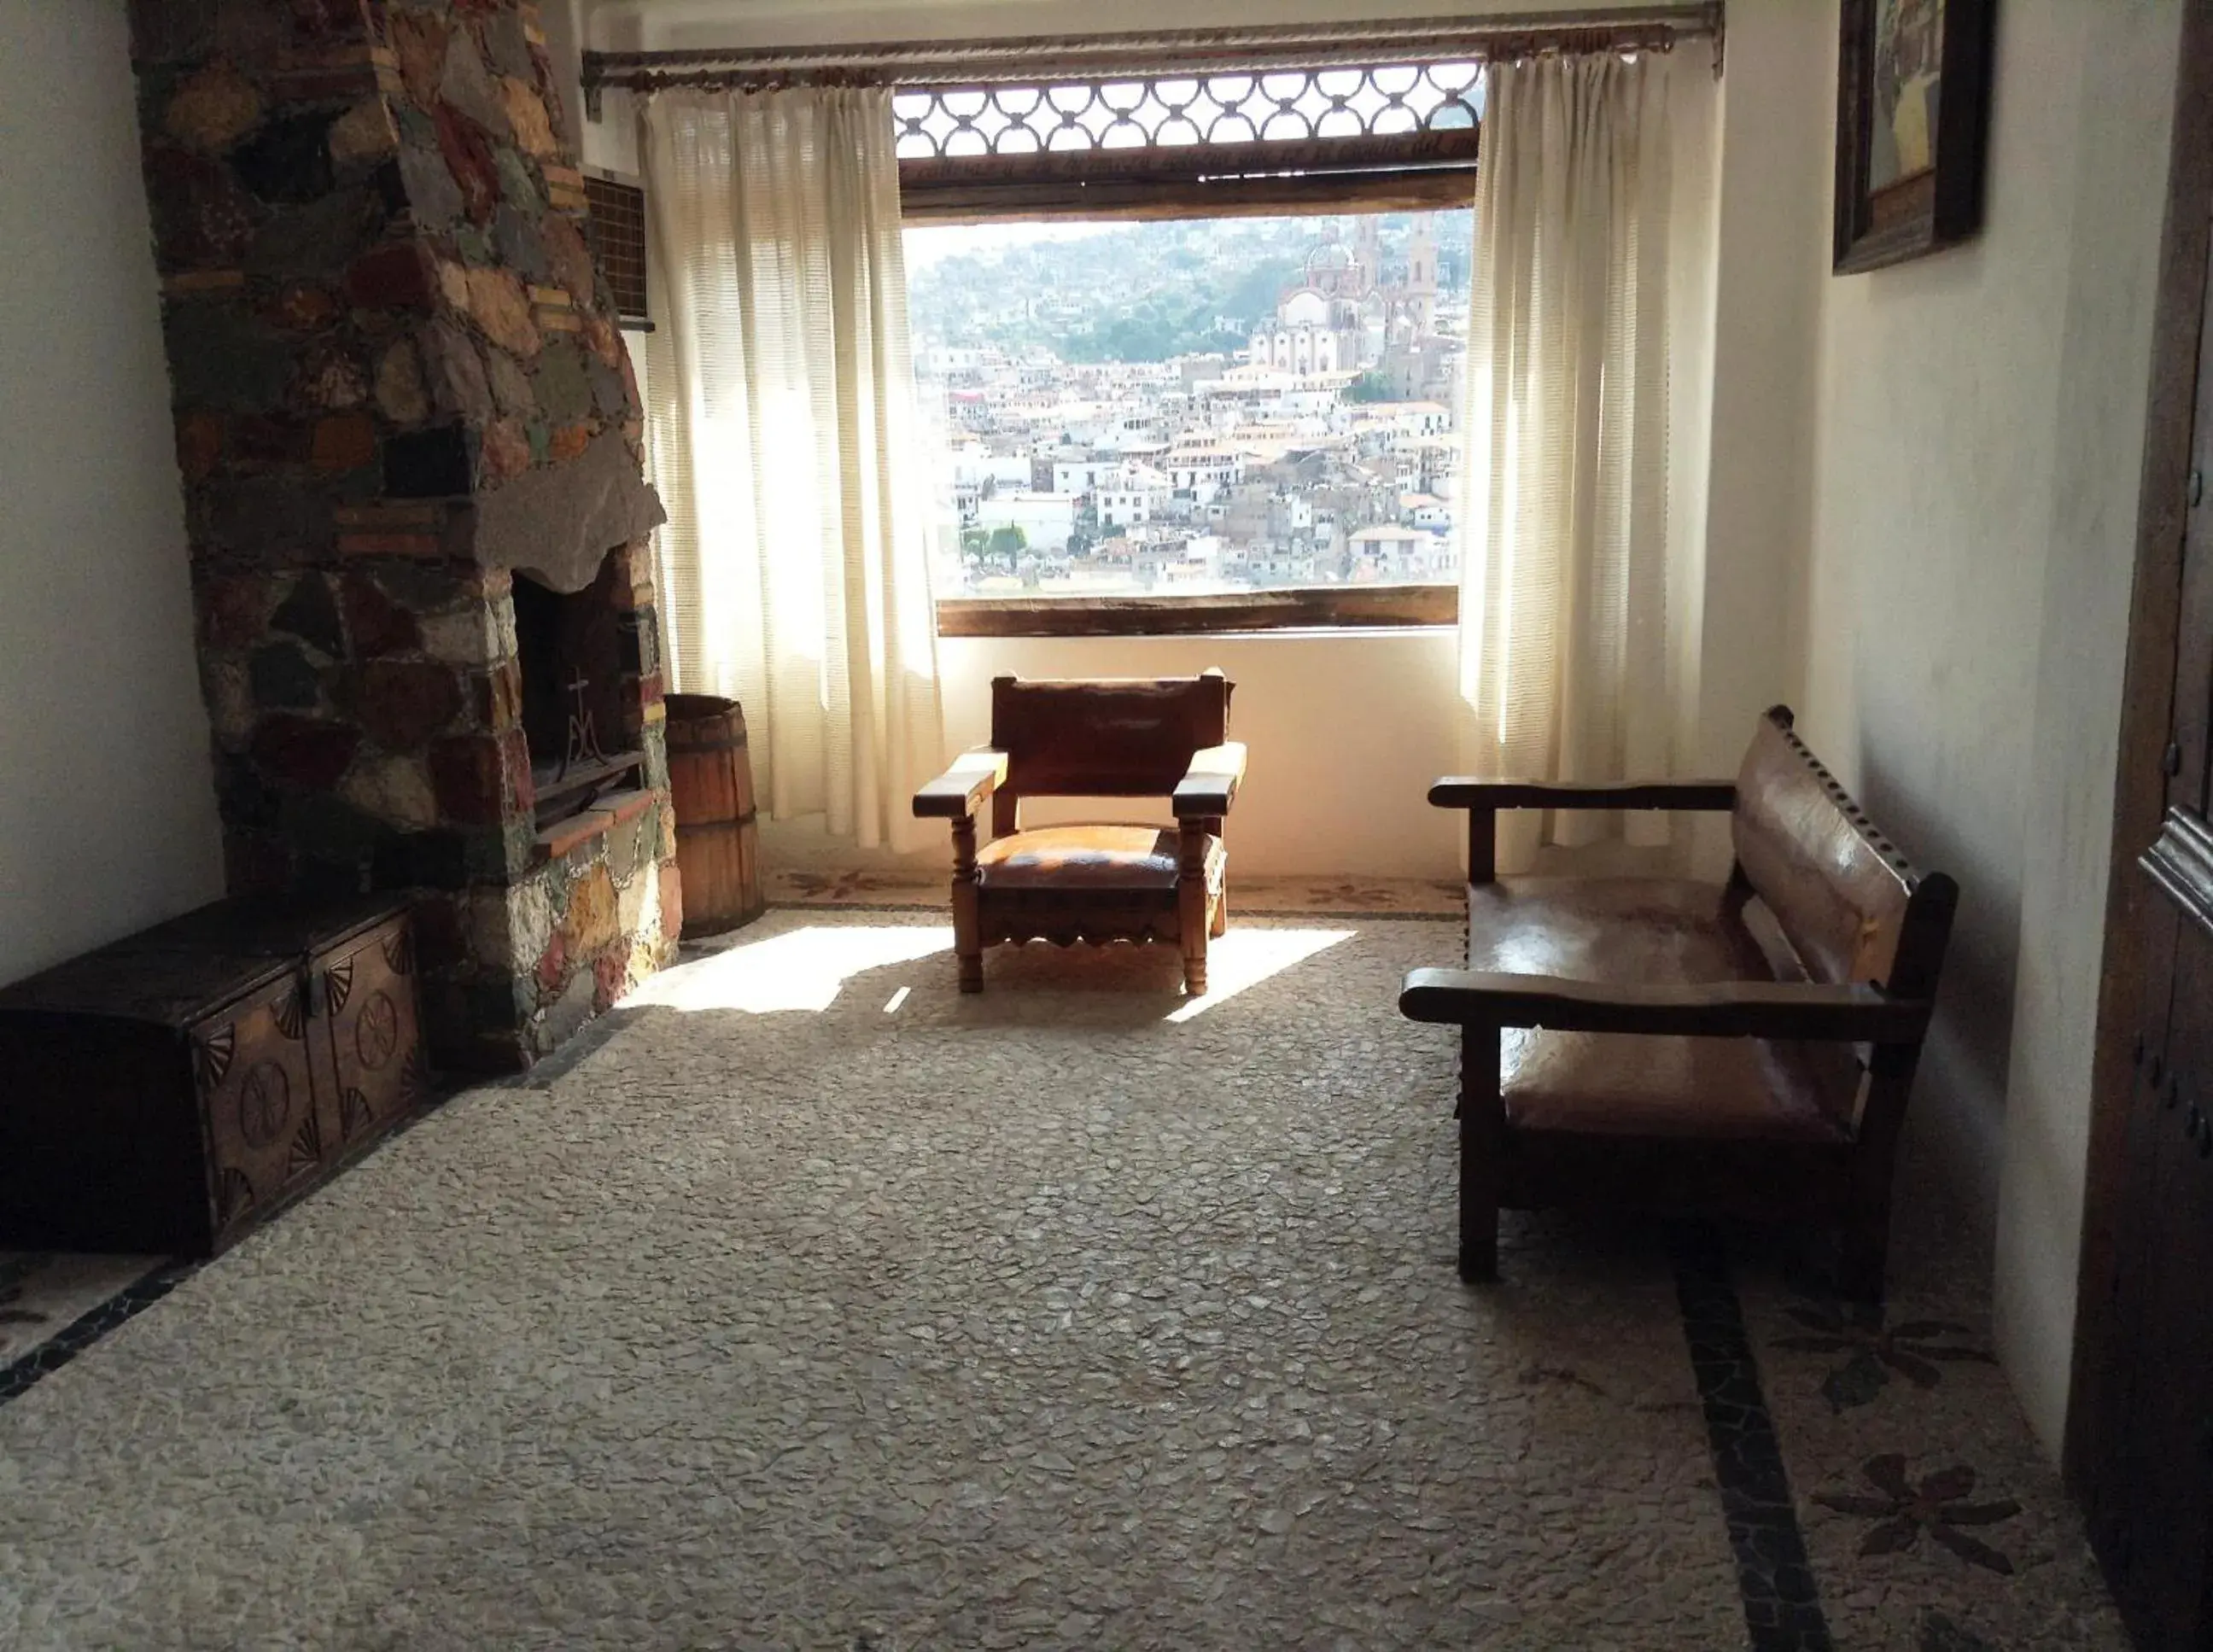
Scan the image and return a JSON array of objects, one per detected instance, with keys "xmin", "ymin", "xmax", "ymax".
[
  {"xmin": 952, "ymin": 815, "xmax": 984, "ymax": 994},
  {"xmin": 1178, "ymin": 827, "xmax": 1210, "ymax": 995},
  {"xmin": 1460, "ymin": 1023, "xmax": 1503, "ymax": 1282}
]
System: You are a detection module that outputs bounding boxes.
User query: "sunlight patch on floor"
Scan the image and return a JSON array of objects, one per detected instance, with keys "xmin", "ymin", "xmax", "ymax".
[
  {"xmin": 628, "ymin": 925, "xmax": 954, "ymax": 1014},
  {"xmin": 1165, "ymin": 928, "xmax": 1354, "ymax": 1022},
  {"xmin": 626, "ymin": 922, "xmax": 1353, "ymax": 1018}
]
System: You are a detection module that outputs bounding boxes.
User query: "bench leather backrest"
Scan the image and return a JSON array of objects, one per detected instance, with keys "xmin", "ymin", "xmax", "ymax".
[
  {"xmin": 1730, "ymin": 710, "xmax": 1917, "ymax": 989},
  {"xmin": 990, "ymin": 672, "xmax": 1231, "ymax": 801}
]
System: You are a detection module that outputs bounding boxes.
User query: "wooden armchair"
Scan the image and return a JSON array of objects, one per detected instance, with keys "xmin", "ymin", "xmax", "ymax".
[
  {"xmin": 1398, "ymin": 706, "xmax": 1958, "ymax": 1299},
  {"xmin": 914, "ymin": 672, "xmax": 1245, "ymax": 995}
]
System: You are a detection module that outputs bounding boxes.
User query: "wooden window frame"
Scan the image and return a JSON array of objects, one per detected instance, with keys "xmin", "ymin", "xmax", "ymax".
[
  {"xmin": 901, "ymin": 140, "xmax": 1482, "ymax": 224},
  {"xmin": 935, "ymin": 584, "xmax": 1458, "ymax": 638}
]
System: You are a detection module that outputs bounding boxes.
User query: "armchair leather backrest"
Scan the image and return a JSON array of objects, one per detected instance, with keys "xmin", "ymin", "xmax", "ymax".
[
  {"xmin": 1730, "ymin": 707, "xmax": 1939, "ymax": 993},
  {"xmin": 989, "ymin": 673, "xmax": 1232, "ymax": 826}
]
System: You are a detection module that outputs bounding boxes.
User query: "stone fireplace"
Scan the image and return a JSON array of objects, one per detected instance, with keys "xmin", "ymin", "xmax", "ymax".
[{"xmin": 129, "ymin": 0, "xmax": 678, "ymax": 1071}]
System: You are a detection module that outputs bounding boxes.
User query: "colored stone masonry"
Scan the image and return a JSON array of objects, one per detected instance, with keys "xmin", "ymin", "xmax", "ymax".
[{"xmin": 128, "ymin": 0, "xmax": 674, "ymax": 1072}]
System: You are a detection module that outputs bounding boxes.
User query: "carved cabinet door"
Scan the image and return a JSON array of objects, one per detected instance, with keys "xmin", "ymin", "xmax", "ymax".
[
  {"xmin": 191, "ymin": 972, "xmax": 325, "ymax": 1247},
  {"xmin": 313, "ymin": 918, "xmax": 426, "ymax": 1160}
]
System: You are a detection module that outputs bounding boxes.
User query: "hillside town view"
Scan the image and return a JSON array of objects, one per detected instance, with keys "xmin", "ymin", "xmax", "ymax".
[{"xmin": 905, "ymin": 211, "xmax": 1473, "ymax": 598}]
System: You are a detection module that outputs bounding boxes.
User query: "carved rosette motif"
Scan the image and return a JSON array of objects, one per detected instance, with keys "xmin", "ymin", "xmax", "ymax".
[
  {"xmin": 236, "ymin": 1060, "xmax": 294, "ymax": 1151},
  {"xmin": 355, "ymin": 989, "xmax": 400, "ymax": 1071}
]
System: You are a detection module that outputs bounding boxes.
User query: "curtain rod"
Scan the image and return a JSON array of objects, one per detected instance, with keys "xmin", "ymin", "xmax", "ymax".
[{"xmin": 580, "ymin": 3, "xmax": 1724, "ymax": 116}]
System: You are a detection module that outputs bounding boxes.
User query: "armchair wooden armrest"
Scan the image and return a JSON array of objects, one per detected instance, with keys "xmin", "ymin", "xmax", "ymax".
[
  {"xmin": 1398, "ymin": 968, "xmax": 1932, "ymax": 1042},
  {"xmin": 1426, "ymin": 778, "xmax": 1737, "ymax": 811},
  {"xmin": 1172, "ymin": 742, "xmax": 1249, "ymax": 819},
  {"xmin": 913, "ymin": 748, "xmax": 1010, "ymax": 820}
]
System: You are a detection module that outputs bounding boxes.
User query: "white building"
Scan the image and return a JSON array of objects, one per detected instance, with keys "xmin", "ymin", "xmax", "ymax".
[
  {"xmin": 1165, "ymin": 442, "xmax": 1246, "ymax": 503},
  {"xmin": 1051, "ymin": 452, "xmax": 1124, "ymax": 496},
  {"xmin": 978, "ymin": 491, "xmax": 1078, "ymax": 553},
  {"xmin": 1098, "ymin": 463, "xmax": 1172, "ymax": 529},
  {"xmin": 1349, "ymin": 524, "xmax": 1457, "ymax": 581},
  {"xmin": 1402, "ymin": 493, "xmax": 1451, "ymax": 531}
]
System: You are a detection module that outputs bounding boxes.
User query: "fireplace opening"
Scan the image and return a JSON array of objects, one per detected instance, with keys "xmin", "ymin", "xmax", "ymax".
[{"xmin": 511, "ymin": 554, "xmax": 645, "ymax": 828}]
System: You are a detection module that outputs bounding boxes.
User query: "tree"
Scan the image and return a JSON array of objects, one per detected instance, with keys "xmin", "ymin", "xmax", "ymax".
[
  {"xmin": 987, "ymin": 525, "xmax": 1029, "ymax": 569},
  {"xmin": 1344, "ymin": 371, "xmax": 1393, "ymax": 404}
]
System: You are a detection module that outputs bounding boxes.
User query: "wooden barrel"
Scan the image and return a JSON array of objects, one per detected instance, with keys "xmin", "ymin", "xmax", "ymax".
[{"xmin": 665, "ymin": 693, "xmax": 764, "ymax": 936}]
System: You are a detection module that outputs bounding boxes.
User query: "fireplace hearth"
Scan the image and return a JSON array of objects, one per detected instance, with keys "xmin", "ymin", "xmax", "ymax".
[{"xmin": 511, "ymin": 557, "xmax": 645, "ymax": 829}]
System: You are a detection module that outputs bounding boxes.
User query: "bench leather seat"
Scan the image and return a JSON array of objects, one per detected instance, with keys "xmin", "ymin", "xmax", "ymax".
[{"xmin": 1471, "ymin": 878, "xmax": 1858, "ymax": 1143}]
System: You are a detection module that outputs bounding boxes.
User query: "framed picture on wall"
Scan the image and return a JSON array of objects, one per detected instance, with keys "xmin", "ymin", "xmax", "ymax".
[{"xmin": 1833, "ymin": 0, "xmax": 1996, "ymax": 274}]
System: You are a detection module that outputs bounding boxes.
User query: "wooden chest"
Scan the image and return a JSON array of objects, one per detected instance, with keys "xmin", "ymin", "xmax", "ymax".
[{"xmin": 0, "ymin": 897, "xmax": 427, "ymax": 1256}]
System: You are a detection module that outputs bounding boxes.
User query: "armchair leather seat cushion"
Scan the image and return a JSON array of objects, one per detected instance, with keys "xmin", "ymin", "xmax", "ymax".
[
  {"xmin": 976, "ymin": 825, "xmax": 1222, "ymax": 893},
  {"xmin": 1472, "ymin": 878, "xmax": 1859, "ymax": 1144}
]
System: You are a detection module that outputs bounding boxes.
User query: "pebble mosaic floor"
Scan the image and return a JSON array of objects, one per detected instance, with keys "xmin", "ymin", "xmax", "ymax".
[{"xmin": 0, "ymin": 908, "xmax": 2126, "ymax": 1649}]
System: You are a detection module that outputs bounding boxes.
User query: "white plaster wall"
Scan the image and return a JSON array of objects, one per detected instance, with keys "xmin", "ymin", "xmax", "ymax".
[
  {"xmin": 1695, "ymin": 2, "xmax": 1829, "ymax": 774},
  {"xmin": 1799, "ymin": 0, "xmax": 2184, "ymax": 1454},
  {"xmin": 0, "ymin": 0, "xmax": 224, "ymax": 988}
]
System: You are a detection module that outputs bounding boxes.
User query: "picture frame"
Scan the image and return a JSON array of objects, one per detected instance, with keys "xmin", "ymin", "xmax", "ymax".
[{"xmin": 1833, "ymin": 0, "xmax": 1997, "ymax": 274}]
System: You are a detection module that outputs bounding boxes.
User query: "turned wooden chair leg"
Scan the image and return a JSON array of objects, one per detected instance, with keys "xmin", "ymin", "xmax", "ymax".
[
  {"xmin": 951, "ymin": 814, "xmax": 984, "ymax": 994},
  {"xmin": 1460, "ymin": 1023, "xmax": 1503, "ymax": 1282},
  {"xmin": 1178, "ymin": 826, "xmax": 1209, "ymax": 995}
]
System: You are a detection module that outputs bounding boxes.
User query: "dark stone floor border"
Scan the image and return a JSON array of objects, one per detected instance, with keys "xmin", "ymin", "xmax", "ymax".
[
  {"xmin": 0, "ymin": 1259, "xmax": 201, "ymax": 1407},
  {"xmin": 0, "ymin": 1079, "xmax": 464, "ymax": 1415},
  {"xmin": 1673, "ymin": 1223, "xmax": 1835, "ymax": 1652}
]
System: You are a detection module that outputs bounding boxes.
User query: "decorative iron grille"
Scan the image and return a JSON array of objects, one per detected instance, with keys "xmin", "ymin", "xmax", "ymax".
[
  {"xmin": 891, "ymin": 62, "xmax": 1482, "ymax": 160},
  {"xmin": 583, "ymin": 173, "xmax": 650, "ymax": 327}
]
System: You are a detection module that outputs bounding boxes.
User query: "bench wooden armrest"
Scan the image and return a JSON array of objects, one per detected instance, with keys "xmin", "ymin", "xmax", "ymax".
[
  {"xmin": 913, "ymin": 748, "xmax": 1010, "ymax": 819},
  {"xmin": 1427, "ymin": 779, "xmax": 1738, "ymax": 811},
  {"xmin": 1398, "ymin": 968, "xmax": 1932, "ymax": 1042},
  {"xmin": 1172, "ymin": 742, "xmax": 1249, "ymax": 819}
]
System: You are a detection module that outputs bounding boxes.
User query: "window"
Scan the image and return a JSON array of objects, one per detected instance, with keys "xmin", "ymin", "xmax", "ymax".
[{"xmin": 909, "ymin": 207, "xmax": 1470, "ymax": 633}]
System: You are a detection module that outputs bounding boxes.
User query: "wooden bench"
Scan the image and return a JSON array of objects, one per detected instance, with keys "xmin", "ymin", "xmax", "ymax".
[{"xmin": 1398, "ymin": 706, "xmax": 1958, "ymax": 1299}]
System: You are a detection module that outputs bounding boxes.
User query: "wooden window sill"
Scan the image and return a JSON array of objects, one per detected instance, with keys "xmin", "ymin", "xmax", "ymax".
[{"xmin": 934, "ymin": 585, "xmax": 1457, "ymax": 639}]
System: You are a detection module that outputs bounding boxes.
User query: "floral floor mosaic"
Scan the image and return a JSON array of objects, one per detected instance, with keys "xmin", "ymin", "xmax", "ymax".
[{"xmin": 0, "ymin": 908, "xmax": 2127, "ymax": 1649}]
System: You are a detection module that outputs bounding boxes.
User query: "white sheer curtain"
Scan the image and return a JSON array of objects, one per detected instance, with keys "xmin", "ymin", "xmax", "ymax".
[
  {"xmin": 641, "ymin": 86, "xmax": 944, "ymax": 853},
  {"xmin": 1456, "ymin": 53, "xmax": 1679, "ymax": 865}
]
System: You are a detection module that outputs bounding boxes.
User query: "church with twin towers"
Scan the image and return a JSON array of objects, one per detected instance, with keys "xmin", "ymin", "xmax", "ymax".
[{"xmin": 1247, "ymin": 217, "xmax": 1445, "ymax": 390}]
